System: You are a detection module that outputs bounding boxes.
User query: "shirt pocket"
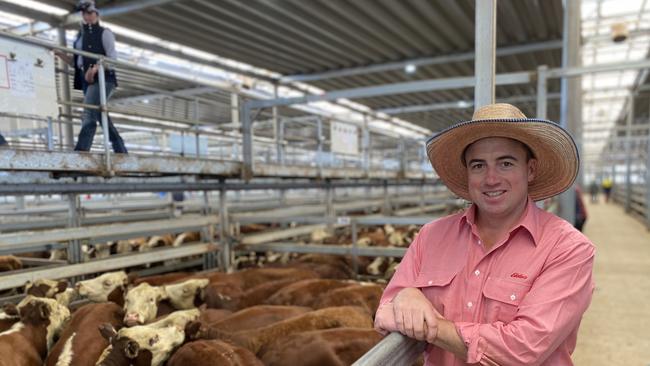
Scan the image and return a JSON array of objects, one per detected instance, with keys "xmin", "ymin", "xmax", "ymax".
[
  {"xmin": 414, "ymin": 269, "xmax": 457, "ymax": 317},
  {"xmin": 482, "ymin": 277, "xmax": 532, "ymax": 323}
]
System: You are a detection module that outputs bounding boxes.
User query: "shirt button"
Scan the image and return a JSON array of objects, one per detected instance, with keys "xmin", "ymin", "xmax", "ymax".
[
  {"xmin": 477, "ymin": 240, "xmax": 482, "ymax": 245},
  {"xmin": 510, "ymin": 294, "xmax": 516, "ymax": 301},
  {"xmin": 467, "ymin": 301, "xmax": 473, "ymax": 308},
  {"xmin": 427, "ymin": 280, "xmax": 433, "ymax": 285},
  {"xmin": 474, "ymin": 270, "xmax": 480, "ymax": 276}
]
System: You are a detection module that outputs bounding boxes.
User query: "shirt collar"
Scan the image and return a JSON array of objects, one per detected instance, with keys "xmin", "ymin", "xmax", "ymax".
[{"xmin": 460, "ymin": 197, "xmax": 540, "ymax": 246}]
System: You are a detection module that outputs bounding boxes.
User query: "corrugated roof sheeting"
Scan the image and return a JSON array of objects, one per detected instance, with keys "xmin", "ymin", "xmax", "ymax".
[{"xmin": 39, "ymin": 0, "xmax": 564, "ymax": 132}]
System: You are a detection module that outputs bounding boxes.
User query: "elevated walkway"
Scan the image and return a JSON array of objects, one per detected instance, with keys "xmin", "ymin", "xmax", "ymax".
[{"xmin": 574, "ymin": 198, "xmax": 650, "ymax": 365}]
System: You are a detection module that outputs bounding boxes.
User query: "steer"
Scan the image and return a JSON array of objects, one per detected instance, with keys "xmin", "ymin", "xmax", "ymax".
[
  {"xmin": 0, "ymin": 255, "xmax": 22, "ymax": 272},
  {"xmin": 168, "ymin": 340, "xmax": 263, "ymax": 366},
  {"xmin": 197, "ymin": 306, "xmax": 373, "ymax": 354},
  {"xmin": 97, "ymin": 323, "xmax": 185, "ymax": 366},
  {"xmin": 123, "ymin": 279, "xmax": 209, "ymax": 326},
  {"xmin": 259, "ymin": 327, "xmax": 384, "ymax": 366},
  {"xmin": 75, "ymin": 271, "xmax": 130, "ymax": 305},
  {"xmin": 44, "ymin": 302, "xmax": 124, "ymax": 366},
  {"xmin": 0, "ymin": 296, "xmax": 71, "ymax": 366}
]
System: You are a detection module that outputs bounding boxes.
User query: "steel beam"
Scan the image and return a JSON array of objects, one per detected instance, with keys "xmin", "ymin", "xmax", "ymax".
[
  {"xmin": 61, "ymin": 0, "xmax": 182, "ymax": 27},
  {"xmin": 248, "ymin": 72, "xmax": 532, "ymax": 109},
  {"xmin": 558, "ymin": 0, "xmax": 581, "ymax": 223},
  {"xmin": 474, "ymin": 0, "xmax": 497, "ymax": 109},
  {"xmin": 281, "ymin": 40, "xmax": 561, "ymax": 83},
  {"xmin": 378, "ymin": 93, "xmax": 561, "ymax": 115}
]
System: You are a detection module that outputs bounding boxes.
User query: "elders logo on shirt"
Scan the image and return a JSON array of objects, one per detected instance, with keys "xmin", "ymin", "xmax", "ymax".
[{"xmin": 510, "ymin": 272, "xmax": 528, "ymax": 279}]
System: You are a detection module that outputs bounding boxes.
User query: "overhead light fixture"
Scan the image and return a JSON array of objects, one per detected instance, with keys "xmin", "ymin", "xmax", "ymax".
[{"xmin": 404, "ymin": 64, "xmax": 417, "ymax": 74}]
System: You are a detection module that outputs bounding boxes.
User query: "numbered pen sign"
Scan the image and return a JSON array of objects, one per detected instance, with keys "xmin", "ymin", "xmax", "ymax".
[{"xmin": 330, "ymin": 121, "xmax": 359, "ymax": 155}]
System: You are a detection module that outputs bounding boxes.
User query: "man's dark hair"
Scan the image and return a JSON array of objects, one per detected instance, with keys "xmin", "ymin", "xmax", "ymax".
[{"xmin": 461, "ymin": 138, "xmax": 535, "ymax": 166}]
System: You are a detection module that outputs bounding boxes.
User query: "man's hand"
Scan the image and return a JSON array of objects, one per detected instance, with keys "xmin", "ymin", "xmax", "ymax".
[
  {"xmin": 392, "ymin": 287, "xmax": 441, "ymax": 344},
  {"xmin": 85, "ymin": 64, "xmax": 99, "ymax": 84}
]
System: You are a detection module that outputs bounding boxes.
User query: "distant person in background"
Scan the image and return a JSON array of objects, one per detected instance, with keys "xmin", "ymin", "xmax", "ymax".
[
  {"xmin": 589, "ymin": 180, "xmax": 599, "ymax": 203},
  {"xmin": 575, "ymin": 185, "xmax": 588, "ymax": 232},
  {"xmin": 602, "ymin": 177, "xmax": 613, "ymax": 202},
  {"xmin": 0, "ymin": 133, "xmax": 6, "ymax": 146},
  {"xmin": 54, "ymin": 0, "xmax": 127, "ymax": 154}
]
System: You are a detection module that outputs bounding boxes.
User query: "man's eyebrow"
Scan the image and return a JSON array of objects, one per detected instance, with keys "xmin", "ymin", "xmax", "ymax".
[
  {"xmin": 496, "ymin": 155, "xmax": 519, "ymax": 161},
  {"xmin": 467, "ymin": 158, "xmax": 485, "ymax": 165}
]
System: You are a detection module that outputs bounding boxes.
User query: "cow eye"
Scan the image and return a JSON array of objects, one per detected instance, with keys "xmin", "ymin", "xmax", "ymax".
[
  {"xmin": 103, "ymin": 280, "xmax": 112, "ymax": 287},
  {"xmin": 149, "ymin": 298, "xmax": 154, "ymax": 303}
]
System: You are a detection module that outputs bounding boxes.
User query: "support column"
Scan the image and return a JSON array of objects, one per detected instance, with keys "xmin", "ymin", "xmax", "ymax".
[
  {"xmin": 67, "ymin": 194, "xmax": 82, "ymax": 265},
  {"xmin": 241, "ymin": 102, "xmax": 253, "ymax": 180},
  {"xmin": 231, "ymin": 93, "xmax": 240, "ymax": 126},
  {"xmin": 325, "ymin": 180, "xmax": 334, "ymax": 231},
  {"xmin": 382, "ymin": 180, "xmax": 392, "ymax": 215},
  {"xmin": 537, "ymin": 65, "xmax": 548, "ymax": 119},
  {"xmin": 626, "ymin": 94, "xmax": 634, "ymax": 212},
  {"xmin": 97, "ymin": 61, "xmax": 112, "ymax": 173},
  {"xmin": 317, "ymin": 117, "xmax": 324, "ymax": 176},
  {"xmin": 202, "ymin": 190, "xmax": 216, "ymax": 270},
  {"xmin": 219, "ymin": 184, "xmax": 231, "ymax": 272},
  {"xmin": 474, "ymin": 0, "xmax": 497, "ymax": 109},
  {"xmin": 558, "ymin": 0, "xmax": 581, "ymax": 222},
  {"xmin": 57, "ymin": 27, "xmax": 74, "ymax": 149}
]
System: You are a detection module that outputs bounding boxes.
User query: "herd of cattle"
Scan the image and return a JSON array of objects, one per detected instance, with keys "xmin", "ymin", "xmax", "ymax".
[{"xmin": 0, "ymin": 225, "xmax": 422, "ymax": 366}]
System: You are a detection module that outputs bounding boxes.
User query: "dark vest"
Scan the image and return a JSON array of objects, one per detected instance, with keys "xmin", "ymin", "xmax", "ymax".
[{"xmin": 73, "ymin": 22, "xmax": 117, "ymax": 90}]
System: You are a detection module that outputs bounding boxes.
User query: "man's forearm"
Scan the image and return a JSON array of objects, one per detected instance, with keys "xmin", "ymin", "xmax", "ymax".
[{"xmin": 433, "ymin": 319, "xmax": 468, "ymax": 360}]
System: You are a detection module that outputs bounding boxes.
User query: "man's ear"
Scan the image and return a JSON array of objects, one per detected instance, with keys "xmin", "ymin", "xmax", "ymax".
[{"xmin": 527, "ymin": 158, "xmax": 538, "ymax": 183}]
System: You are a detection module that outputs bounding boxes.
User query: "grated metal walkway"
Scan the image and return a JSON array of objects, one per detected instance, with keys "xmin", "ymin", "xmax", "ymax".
[{"xmin": 573, "ymin": 196, "xmax": 650, "ymax": 365}]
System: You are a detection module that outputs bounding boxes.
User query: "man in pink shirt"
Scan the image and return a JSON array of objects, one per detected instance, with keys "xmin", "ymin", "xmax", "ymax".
[{"xmin": 374, "ymin": 103, "xmax": 595, "ymax": 365}]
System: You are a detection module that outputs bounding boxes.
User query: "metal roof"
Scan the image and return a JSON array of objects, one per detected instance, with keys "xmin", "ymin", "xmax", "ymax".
[{"xmin": 31, "ymin": 0, "xmax": 564, "ymax": 131}]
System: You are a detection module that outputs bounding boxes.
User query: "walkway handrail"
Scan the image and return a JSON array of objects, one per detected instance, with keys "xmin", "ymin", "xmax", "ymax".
[{"xmin": 353, "ymin": 332, "xmax": 426, "ymax": 366}]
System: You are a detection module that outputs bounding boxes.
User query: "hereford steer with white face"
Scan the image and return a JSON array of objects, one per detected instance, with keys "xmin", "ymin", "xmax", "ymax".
[
  {"xmin": 97, "ymin": 323, "xmax": 185, "ymax": 366},
  {"xmin": 163, "ymin": 279, "xmax": 209, "ymax": 310},
  {"xmin": 123, "ymin": 283, "xmax": 168, "ymax": 326},
  {"xmin": 75, "ymin": 271, "xmax": 129, "ymax": 305}
]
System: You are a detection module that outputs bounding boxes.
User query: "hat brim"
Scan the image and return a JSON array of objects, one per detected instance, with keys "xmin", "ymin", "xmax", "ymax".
[{"xmin": 426, "ymin": 119, "xmax": 579, "ymax": 202}]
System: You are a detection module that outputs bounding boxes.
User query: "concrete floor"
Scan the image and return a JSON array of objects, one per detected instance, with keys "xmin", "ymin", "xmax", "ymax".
[{"xmin": 572, "ymin": 197, "xmax": 650, "ymax": 366}]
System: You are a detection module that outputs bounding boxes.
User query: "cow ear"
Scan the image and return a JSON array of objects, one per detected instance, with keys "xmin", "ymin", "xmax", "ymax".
[
  {"xmin": 3, "ymin": 303, "xmax": 18, "ymax": 316},
  {"xmin": 126, "ymin": 272, "xmax": 138, "ymax": 285},
  {"xmin": 37, "ymin": 302, "xmax": 50, "ymax": 320},
  {"xmin": 125, "ymin": 340, "xmax": 140, "ymax": 359},
  {"xmin": 184, "ymin": 321, "xmax": 201, "ymax": 340},
  {"xmin": 57, "ymin": 281, "xmax": 69, "ymax": 293},
  {"xmin": 98, "ymin": 323, "xmax": 118, "ymax": 342}
]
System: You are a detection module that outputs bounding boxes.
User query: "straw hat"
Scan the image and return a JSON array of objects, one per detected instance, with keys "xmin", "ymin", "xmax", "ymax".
[{"xmin": 426, "ymin": 103, "xmax": 579, "ymax": 201}]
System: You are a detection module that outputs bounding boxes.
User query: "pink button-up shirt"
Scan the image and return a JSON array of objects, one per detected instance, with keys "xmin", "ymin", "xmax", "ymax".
[{"xmin": 378, "ymin": 199, "xmax": 595, "ymax": 365}]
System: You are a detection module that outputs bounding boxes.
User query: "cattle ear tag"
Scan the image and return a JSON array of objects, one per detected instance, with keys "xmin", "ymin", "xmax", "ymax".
[{"xmin": 149, "ymin": 334, "xmax": 160, "ymax": 346}]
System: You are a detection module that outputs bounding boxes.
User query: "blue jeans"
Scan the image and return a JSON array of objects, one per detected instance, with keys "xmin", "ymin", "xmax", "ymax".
[{"xmin": 75, "ymin": 81, "xmax": 127, "ymax": 153}]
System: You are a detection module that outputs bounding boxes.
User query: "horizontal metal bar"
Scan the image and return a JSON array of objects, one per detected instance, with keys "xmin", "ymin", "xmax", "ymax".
[
  {"xmin": 378, "ymin": 93, "xmax": 562, "ymax": 115},
  {"xmin": 353, "ymin": 216, "xmax": 432, "ymax": 226},
  {"xmin": 249, "ymin": 72, "xmax": 532, "ymax": 109},
  {"xmin": 353, "ymin": 332, "xmax": 426, "ymax": 366},
  {"xmin": 239, "ymin": 242, "xmax": 407, "ymax": 257},
  {"xmin": 548, "ymin": 58, "xmax": 650, "ymax": 78},
  {"xmin": 0, "ymin": 215, "xmax": 218, "ymax": 250},
  {"xmin": 281, "ymin": 40, "xmax": 561, "ymax": 82},
  {"xmin": 0, "ymin": 243, "xmax": 216, "ymax": 291},
  {"xmin": 15, "ymin": 257, "xmax": 67, "ymax": 267},
  {"xmin": 0, "ymin": 211, "xmax": 172, "ymax": 233}
]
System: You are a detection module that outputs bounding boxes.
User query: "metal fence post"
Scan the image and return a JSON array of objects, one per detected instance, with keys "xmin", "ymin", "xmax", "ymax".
[
  {"xmin": 97, "ymin": 60, "xmax": 112, "ymax": 174},
  {"xmin": 626, "ymin": 94, "xmax": 634, "ymax": 212},
  {"xmin": 219, "ymin": 182, "xmax": 231, "ymax": 272},
  {"xmin": 46, "ymin": 116, "xmax": 54, "ymax": 151}
]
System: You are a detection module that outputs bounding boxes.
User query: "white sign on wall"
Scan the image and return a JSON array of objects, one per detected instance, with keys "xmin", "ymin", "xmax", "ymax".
[{"xmin": 330, "ymin": 121, "xmax": 359, "ymax": 155}]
